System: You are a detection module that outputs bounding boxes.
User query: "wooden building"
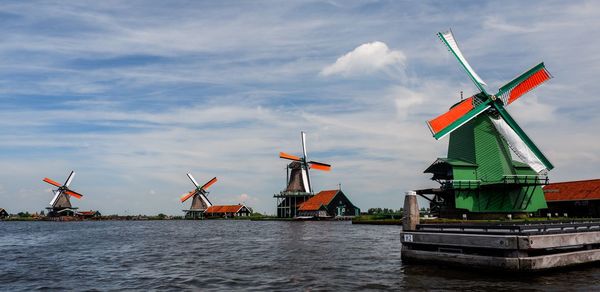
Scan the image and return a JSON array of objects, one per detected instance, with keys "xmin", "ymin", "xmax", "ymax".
[
  {"xmin": 204, "ymin": 204, "xmax": 251, "ymax": 218},
  {"xmin": 297, "ymin": 189, "xmax": 360, "ymax": 218},
  {"xmin": 0, "ymin": 208, "xmax": 8, "ymax": 219},
  {"xmin": 75, "ymin": 210, "xmax": 101, "ymax": 219},
  {"xmin": 543, "ymin": 179, "xmax": 600, "ymax": 217}
]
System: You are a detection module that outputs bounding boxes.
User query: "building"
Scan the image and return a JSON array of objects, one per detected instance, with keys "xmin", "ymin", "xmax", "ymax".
[
  {"xmin": 0, "ymin": 208, "xmax": 8, "ymax": 219},
  {"xmin": 543, "ymin": 179, "xmax": 600, "ymax": 217},
  {"xmin": 204, "ymin": 204, "xmax": 252, "ymax": 218},
  {"xmin": 297, "ymin": 189, "xmax": 360, "ymax": 218},
  {"xmin": 76, "ymin": 210, "xmax": 101, "ymax": 219}
]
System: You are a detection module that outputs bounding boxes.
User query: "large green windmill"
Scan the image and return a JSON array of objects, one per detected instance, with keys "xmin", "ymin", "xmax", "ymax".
[{"xmin": 419, "ymin": 30, "xmax": 554, "ymax": 216}]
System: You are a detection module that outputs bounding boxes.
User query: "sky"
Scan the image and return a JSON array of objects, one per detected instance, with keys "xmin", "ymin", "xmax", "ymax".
[{"xmin": 0, "ymin": 0, "xmax": 599, "ymax": 215}]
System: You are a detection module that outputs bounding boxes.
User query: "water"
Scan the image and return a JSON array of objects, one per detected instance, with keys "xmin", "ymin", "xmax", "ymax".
[{"xmin": 0, "ymin": 221, "xmax": 599, "ymax": 291}]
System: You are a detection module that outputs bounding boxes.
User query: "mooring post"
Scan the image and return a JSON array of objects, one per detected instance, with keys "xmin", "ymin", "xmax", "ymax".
[{"xmin": 403, "ymin": 191, "xmax": 419, "ymax": 231}]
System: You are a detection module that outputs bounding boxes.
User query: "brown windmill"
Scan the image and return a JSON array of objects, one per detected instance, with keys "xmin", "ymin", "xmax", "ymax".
[
  {"xmin": 43, "ymin": 171, "xmax": 84, "ymax": 216},
  {"xmin": 275, "ymin": 131, "xmax": 331, "ymax": 218},
  {"xmin": 180, "ymin": 173, "xmax": 217, "ymax": 219}
]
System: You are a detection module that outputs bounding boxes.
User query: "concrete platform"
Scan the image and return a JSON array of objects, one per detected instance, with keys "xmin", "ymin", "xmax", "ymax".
[{"xmin": 401, "ymin": 221, "xmax": 600, "ymax": 271}]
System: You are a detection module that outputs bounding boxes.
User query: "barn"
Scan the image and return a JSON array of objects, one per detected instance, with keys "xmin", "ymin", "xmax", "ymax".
[
  {"xmin": 297, "ymin": 189, "xmax": 360, "ymax": 218},
  {"xmin": 543, "ymin": 179, "xmax": 600, "ymax": 217},
  {"xmin": 204, "ymin": 204, "xmax": 252, "ymax": 218}
]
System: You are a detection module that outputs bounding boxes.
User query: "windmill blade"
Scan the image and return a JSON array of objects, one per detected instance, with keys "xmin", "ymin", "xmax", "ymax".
[
  {"xmin": 496, "ymin": 62, "xmax": 552, "ymax": 105},
  {"xmin": 64, "ymin": 171, "xmax": 75, "ymax": 187},
  {"xmin": 43, "ymin": 178, "xmax": 62, "ymax": 187},
  {"xmin": 427, "ymin": 96, "xmax": 491, "ymax": 140},
  {"xmin": 279, "ymin": 152, "xmax": 301, "ymax": 161},
  {"xmin": 187, "ymin": 173, "xmax": 200, "ymax": 187},
  {"xmin": 309, "ymin": 161, "xmax": 331, "ymax": 171},
  {"xmin": 492, "ymin": 107, "xmax": 553, "ymax": 172},
  {"xmin": 301, "ymin": 131, "xmax": 308, "ymax": 159},
  {"xmin": 301, "ymin": 168, "xmax": 311, "ymax": 193},
  {"xmin": 50, "ymin": 190, "xmax": 61, "ymax": 206},
  {"xmin": 180, "ymin": 190, "xmax": 196, "ymax": 203},
  {"xmin": 200, "ymin": 193, "xmax": 213, "ymax": 207},
  {"xmin": 438, "ymin": 30, "xmax": 488, "ymax": 93},
  {"xmin": 65, "ymin": 190, "xmax": 83, "ymax": 199},
  {"xmin": 200, "ymin": 177, "xmax": 218, "ymax": 191}
]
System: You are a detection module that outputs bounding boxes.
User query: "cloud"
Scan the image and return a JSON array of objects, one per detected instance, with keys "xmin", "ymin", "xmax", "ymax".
[{"xmin": 320, "ymin": 41, "xmax": 406, "ymax": 77}]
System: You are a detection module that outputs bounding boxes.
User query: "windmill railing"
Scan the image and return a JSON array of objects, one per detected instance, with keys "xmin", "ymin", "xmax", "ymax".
[
  {"xmin": 501, "ymin": 175, "xmax": 548, "ymax": 186},
  {"xmin": 444, "ymin": 180, "xmax": 481, "ymax": 190}
]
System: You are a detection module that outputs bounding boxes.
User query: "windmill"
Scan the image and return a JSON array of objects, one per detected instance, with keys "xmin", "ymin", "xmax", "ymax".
[
  {"xmin": 418, "ymin": 30, "xmax": 554, "ymax": 216},
  {"xmin": 275, "ymin": 131, "xmax": 331, "ymax": 218},
  {"xmin": 43, "ymin": 171, "xmax": 84, "ymax": 216},
  {"xmin": 181, "ymin": 174, "xmax": 217, "ymax": 219}
]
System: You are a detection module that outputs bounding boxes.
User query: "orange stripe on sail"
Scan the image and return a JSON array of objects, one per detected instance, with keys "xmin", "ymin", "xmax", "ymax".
[
  {"xmin": 310, "ymin": 163, "xmax": 331, "ymax": 171},
  {"xmin": 65, "ymin": 190, "xmax": 83, "ymax": 199},
  {"xmin": 201, "ymin": 177, "xmax": 218, "ymax": 190},
  {"xmin": 427, "ymin": 97, "xmax": 474, "ymax": 134},
  {"xmin": 508, "ymin": 69, "xmax": 550, "ymax": 104},
  {"xmin": 279, "ymin": 152, "xmax": 301, "ymax": 161},
  {"xmin": 180, "ymin": 190, "xmax": 195, "ymax": 202},
  {"xmin": 43, "ymin": 178, "xmax": 62, "ymax": 187}
]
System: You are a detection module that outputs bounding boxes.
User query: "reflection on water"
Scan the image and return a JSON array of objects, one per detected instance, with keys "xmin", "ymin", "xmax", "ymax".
[{"xmin": 0, "ymin": 220, "xmax": 598, "ymax": 291}]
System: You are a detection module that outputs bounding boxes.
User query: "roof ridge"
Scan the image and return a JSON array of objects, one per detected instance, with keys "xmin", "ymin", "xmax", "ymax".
[{"xmin": 546, "ymin": 178, "xmax": 600, "ymax": 185}]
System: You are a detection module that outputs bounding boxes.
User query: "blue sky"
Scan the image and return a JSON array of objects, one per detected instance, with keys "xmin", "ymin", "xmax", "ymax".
[{"xmin": 1, "ymin": 0, "xmax": 599, "ymax": 215}]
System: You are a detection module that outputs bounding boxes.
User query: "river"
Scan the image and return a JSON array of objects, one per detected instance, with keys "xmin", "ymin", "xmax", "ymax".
[{"xmin": 1, "ymin": 220, "xmax": 598, "ymax": 291}]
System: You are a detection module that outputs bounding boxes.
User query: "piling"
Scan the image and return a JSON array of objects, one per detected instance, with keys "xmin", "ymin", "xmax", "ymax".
[{"xmin": 403, "ymin": 191, "xmax": 419, "ymax": 231}]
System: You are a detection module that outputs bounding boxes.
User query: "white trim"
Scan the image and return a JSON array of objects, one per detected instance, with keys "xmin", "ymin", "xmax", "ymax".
[
  {"xmin": 50, "ymin": 190, "xmax": 61, "ymax": 206},
  {"xmin": 187, "ymin": 173, "xmax": 199, "ymax": 187},
  {"xmin": 301, "ymin": 169, "xmax": 311, "ymax": 193},
  {"xmin": 439, "ymin": 31, "xmax": 487, "ymax": 87}
]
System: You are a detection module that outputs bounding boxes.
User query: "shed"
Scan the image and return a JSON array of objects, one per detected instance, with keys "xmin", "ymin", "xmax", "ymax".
[{"xmin": 0, "ymin": 208, "xmax": 8, "ymax": 218}]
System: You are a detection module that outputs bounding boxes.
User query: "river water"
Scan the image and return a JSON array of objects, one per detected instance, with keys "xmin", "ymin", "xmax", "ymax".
[{"xmin": 0, "ymin": 220, "xmax": 599, "ymax": 291}]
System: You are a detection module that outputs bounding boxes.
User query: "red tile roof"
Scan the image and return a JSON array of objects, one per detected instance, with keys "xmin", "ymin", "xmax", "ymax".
[
  {"xmin": 205, "ymin": 205, "xmax": 244, "ymax": 213},
  {"xmin": 298, "ymin": 190, "xmax": 339, "ymax": 211},
  {"xmin": 544, "ymin": 179, "xmax": 600, "ymax": 201}
]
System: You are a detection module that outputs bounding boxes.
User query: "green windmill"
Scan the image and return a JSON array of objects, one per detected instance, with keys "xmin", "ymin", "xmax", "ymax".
[{"xmin": 419, "ymin": 30, "xmax": 554, "ymax": 216}]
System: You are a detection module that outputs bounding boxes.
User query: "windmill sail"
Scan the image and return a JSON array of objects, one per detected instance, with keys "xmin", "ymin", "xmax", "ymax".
[
  {"xmin": 490, "ymin": 117, "xmax": 547, "ymax": 173},
  {"xmin": 438, "ymin": 30, "xmax": 487, "ymax": 92},
  {"xmin": 427, "ymin": 96, "xmax": 490, "ymax": 139},
  {"xmin": 50, "ymin": 190, "xmax": 61, "ymax": 206},
  {"xmin": 496, "ymin": 62, "xmax": 552, "ymax": 105}
]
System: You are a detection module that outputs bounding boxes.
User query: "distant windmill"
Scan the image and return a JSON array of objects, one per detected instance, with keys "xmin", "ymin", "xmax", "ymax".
[
  {"xmin": 181, "ymin": 174, "xmax": 217, "ymax": 219},
  {"xmin": 279, "ymin": 131, "xmax": 331, "ymax": 194},
  {"xmin": 43, "ymin": 171, "xmax": 84, "ymax": 216},
  {"xmin": 275, "ymin": 131, "xmax": 331, "ymax": 218}
]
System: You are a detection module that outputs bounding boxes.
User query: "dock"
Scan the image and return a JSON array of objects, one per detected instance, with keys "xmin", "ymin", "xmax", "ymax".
[
  {"xmin": 400, "ymin": 191, "xmax": 600, "ymax": 271},
  {"xmin": 401, "ymin": 220, "xmax": 600, "ymax": 271}
]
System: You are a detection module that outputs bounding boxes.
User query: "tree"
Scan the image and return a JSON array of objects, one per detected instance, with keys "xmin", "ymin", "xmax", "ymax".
[{"xmin": 157, "ymin": 213, "xmax": 166, "ymax": 220}]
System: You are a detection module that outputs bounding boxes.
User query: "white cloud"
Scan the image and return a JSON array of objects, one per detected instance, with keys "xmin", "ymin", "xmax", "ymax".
[{"xmin": 320, "ymin": 41, "xmax": 406, "ymax": 77}]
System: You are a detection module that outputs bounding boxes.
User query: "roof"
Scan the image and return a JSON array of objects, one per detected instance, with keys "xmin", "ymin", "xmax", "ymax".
[
  {"xmin": 76, "ymin": 210, "xmax": 99, "ymax": 216},
  {"xmin": 205, "ymin": 205, "xmax": 245, "ymax": 213},
  {"xmin": 298, "ymin": 190, "xmax": 339, "ymax": 211},
  {"xmin": 544, "ymin": 179, "xmax": 600, "ymax": 201},
  {"xmin": 424, "ymin": 158, "xmax": 477, "ymax": 174}
]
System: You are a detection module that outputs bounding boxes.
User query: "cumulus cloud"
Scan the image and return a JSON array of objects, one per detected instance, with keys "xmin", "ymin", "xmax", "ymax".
[{"xmin": 320, "ymin": 41, "xmax": 406, "ymax": 77}]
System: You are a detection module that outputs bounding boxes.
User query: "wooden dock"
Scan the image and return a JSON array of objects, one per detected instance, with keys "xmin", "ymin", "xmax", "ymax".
[{"xmin": 401, "ymin": 220, "xmax": 600, "ymax": 271}]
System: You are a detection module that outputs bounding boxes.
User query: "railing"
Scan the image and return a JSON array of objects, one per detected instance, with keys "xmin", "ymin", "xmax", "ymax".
[
  {"xmin": 416, "ymin": 220, "xmax": 600, "ymax": 235},
  {"xmin": 502, "ymin": 175, "xmax": 548, "ymax": 185}
]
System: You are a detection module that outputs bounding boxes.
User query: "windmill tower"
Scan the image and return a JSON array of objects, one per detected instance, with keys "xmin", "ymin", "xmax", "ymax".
[
  {"xmin": 181, "ymin": 174, "xmax": 217, "ymax": 219},
  {"xmin": 274, "ymin": 131, "xmax": 331, "ymax": 218},
  {"xmin": 43, "ymin": 171, "xmax": 84, "ymax": 217},
  {"xmin": 417, "ymin": 30, "xmax": 554, "ymax": 217}
]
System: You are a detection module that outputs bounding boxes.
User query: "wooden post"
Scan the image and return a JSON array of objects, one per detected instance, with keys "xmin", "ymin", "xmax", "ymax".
[{"xmin": 403, "ymin": 191, "xmax": 419, "ymax": 231}]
